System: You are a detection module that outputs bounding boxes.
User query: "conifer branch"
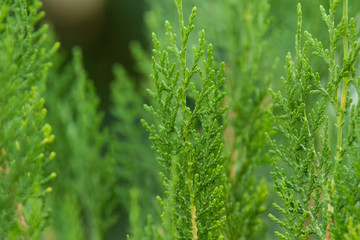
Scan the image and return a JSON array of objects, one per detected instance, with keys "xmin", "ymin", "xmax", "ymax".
[
  {"xmin": 269, "ymin": 0, "xmax": 360, "ymax": 239},
  {"xmin": 142, "ymin": 1, "xmax": 227, "ymax": 239}
]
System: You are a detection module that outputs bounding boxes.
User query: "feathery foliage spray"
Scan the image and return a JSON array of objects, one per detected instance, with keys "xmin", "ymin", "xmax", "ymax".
[
  {"xmin": 0, "ymin": 0, "xmax": 58, "ymax": 237},
  {"xmin": 141, "ymin": 0, "xmax": 227, "ymax": 238},
  {"xmin": 268, "ymin": 0, "xmax": 360, "ymax": 239}
]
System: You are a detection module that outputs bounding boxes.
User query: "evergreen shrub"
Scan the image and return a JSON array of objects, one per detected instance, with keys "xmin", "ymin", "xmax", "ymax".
[{"xmin": 1, "ymin": 0, "xmax": 360, "ymax": 239}]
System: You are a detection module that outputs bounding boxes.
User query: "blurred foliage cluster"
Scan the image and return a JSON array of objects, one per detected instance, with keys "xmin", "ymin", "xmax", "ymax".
[{"xmin": 1, "ymin": 0, "xmax": 360, "ymax": 239}]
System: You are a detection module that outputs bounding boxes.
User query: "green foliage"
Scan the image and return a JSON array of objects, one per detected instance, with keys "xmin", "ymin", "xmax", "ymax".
[
  {"xmin": 0, "ymin": 0, "xmax": 58, "ymax": 237},
  {"xmin": 45, "ymin": 48, "xmax": 118, "ymax": 240},
  {"xmin": 141, "ymin": 1, "xmax": 276, "ymax": 239},
  {"xmin": 4, "ymin": 0, "xmax": 360, "ymax": 239},
  {"xmin": 141, "ymin": 0, "xmax": 227, "ymax": 238},
  {"xmin": 268, "ymin": 1, "xmax": 360, "ymax": 239}
]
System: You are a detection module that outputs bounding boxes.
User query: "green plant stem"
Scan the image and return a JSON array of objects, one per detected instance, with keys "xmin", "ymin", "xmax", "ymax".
[
  {"xmin": 174, "ymin": 1, "xmax": 197, "ymax": 238},
  {"xmin": 336, "ymin": 0, "xmax": 349, "ymax": 164},
  {"xmin": 330, "ymin": 1, "xmax": 349, "ymax": 238}
]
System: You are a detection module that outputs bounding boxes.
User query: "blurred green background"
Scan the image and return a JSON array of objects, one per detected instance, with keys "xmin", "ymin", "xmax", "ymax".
[{"xmin": 42, "ymin": 0, "xmax": 147, "ymax": 121}]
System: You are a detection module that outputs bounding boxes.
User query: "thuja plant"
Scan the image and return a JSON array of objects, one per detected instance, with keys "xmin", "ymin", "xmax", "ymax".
[
  {"xmin": 173, "ymin": 0, "xmax": 275, "ymax": 238},
  {"xmin": 141, "ymin": 0, "xmax": 227, "ymax": 238},
  {"xmin": 45, "ymin": 48, "xmax": 118, "ymax": 240},
  {"xmin": 127, "ymin": 0, "xmax": 276, "ymax": 238},
  {"xmin": 268, "ymin": 0, "xmax": 360, "ymax": 239},
  {"xmin": 0, "ymin": 0, "xmax": 58, "ymax": 238}
]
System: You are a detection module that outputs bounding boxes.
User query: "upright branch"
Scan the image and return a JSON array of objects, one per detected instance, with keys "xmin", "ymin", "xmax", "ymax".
[
  {"xmin": 142, "ymin": 0, "xmax": 227, "ymax": 239},
  {"xmin": 0, "ymin": 0, "xmax": 58, "ymax": 237},
  {"xmin": 269, "ymin": 0, "xmax": 360, "ymax": 239}
]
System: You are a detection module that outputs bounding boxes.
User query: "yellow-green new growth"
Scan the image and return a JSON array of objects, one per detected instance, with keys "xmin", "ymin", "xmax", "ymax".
[{"xmin": 0, "ymin": 0, "xmax": 58, "ymax": 237}]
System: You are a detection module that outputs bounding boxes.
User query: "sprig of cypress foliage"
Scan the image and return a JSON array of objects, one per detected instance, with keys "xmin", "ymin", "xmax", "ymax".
[
  {"xmin": 172, "ymin": 2, "xmax": 275, "ymax": 238},
  {"xmin": 141, "ymin": 0, "xmax": 227, "ymax": 239},
  {"xmin": 0, "ymin": 0, "xmax": 58, "ymax": 237},
  {"xmin": 268, "ymin": 1, "xmax": 360, "ymax": 239}
]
